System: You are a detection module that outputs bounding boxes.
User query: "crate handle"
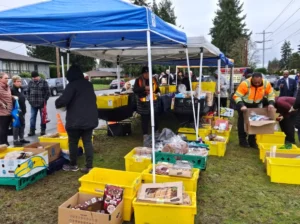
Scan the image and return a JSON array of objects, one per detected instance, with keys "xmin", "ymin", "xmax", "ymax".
[{"xmin": 94, "ymin": 188, "xmax": 104, "ymax": 193}]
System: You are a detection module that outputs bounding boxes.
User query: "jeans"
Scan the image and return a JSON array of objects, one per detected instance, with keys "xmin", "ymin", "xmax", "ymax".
[
  {"xmin": 237, "ymin": 110, "xmax": 256, "ymax": 144},
  {"xmin": 279, "ymin": 114, "xmax": 296, "ymax": 144},
  {"xmin": 141, "ymin": 114, "xmax": 158, "ymax": 135},
  {"xmin": 67, "ymin": 129, "xmax": 94, "ymax": 168},
  {"xmin": 13, "ymin": 124, "xmax": 25, "ymax": 141},
  {"xmin": 0, "ymin": 116, "xmax": 11, "ymax": 145},
  {"xmin": 30, "ymin": 106, "xmax": 46, "ymax": 131}
]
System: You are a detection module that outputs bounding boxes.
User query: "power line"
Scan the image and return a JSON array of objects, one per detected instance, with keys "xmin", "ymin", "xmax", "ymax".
[
  {"xmin": 271, "ymin": 17, "xmax": 300, "ymax": 37},
  {"xmin": 272, "ymin": 27, "xmax": 300, "ymax": 47},
  {"xmin": 265, "ymin": 0, "xmax": 295, "ymax": 30},
  {"xmin": 267, "ymin": 7, "xmax": 300, "ymax": 39}
]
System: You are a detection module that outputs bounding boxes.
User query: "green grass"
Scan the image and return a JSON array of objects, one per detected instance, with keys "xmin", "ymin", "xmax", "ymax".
[
  {"xmin": 93, "ymin": 84, "xmax": 110, "ymax": 91},
  {"xmin": 1, "ymin": 114, "xmax": 300, "ymax": 224}
]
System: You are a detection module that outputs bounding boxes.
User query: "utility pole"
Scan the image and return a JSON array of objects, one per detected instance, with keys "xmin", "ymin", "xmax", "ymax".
[
  {"xmin": 56, "ymin": 47, "xmax": 61, "ymax": 77},
  {"xmin": 255, "ymin": 30, "xmax": 272, "ymax": 68}
]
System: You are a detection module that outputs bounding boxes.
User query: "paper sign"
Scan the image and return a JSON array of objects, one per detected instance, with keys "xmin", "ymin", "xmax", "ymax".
[
  {"xmin": 108, "ymin": 100, "xmax": 112, "ymax": 107},
  {"xmin": 220, "ymin": 107, "xmax": 234, "ymax": 117}
]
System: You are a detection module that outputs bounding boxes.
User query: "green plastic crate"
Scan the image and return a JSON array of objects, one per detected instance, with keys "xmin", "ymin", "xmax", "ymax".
[
  {"xmin": 0, "ymin": 169, "xmax": 47, "ymax": 191},
  {"xmin": 154, "ymin": 151, "xmax": 207, "ymax": 170}
]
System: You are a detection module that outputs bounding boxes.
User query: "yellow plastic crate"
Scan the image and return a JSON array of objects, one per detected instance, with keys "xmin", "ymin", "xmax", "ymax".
[
  {"xmin": 258, "ymin": 143, "xmax": 299, "ymax": 162},
  {"xmin": 169, "ymin": 85, "xmax": 177, "ymax": 93},
  {"xmin": 78, "ymin": 168, "xmax": 142, "ymax": 221},
  {"xmin": 256, "ymin": 132, "xmax": 286, "ymax": 144},
  {"xmin": 133, "ymin": 191, "xmax": 197, "ymax": 224},
  {"xmin": 192, "ymin": 82, "xmax": 216, "ymax": 92},
  {"xmin": 207, "ymin": 138, "xmax": 229, "ymax": 157},
  {"xmin": 142, "ymin": 165, "xmax": 200, "ymax": 192},
  {"xmin": 211, "ymin": 126, "xmax": 232, "ymax": 137},
  {"xmin": 120, "ymin": 94, "xmax": 129, "ymax": 106},
  {"xmin": 178, "ymin": 127, "xmax": 210, "ymax": 141},
  {"xmin": 267, "ymin": 157, "xmax": 300, "ymax": 185},
  {"xmin": 0, "ymin": 147, "xmax": 24, "ymax": 159},
  {"xmin": 38, "ymin": 133, "xmax": 91, "ymax": 150},
  {"xmin": 96, "ymin": 95, "xmax": 122, "ymax": 109},
  {"xmin": 160, "ymin": 86, "xmax": 166, "ymax": 95},
  {"xmin": 124, "ymin": 148, "xmax": 152, "ymax": 172}
]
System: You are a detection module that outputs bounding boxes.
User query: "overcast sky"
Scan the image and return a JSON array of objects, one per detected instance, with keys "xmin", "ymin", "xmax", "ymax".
[{"xmin": 1, "ymin": 0, "xmax": 300, "ymax": 68}]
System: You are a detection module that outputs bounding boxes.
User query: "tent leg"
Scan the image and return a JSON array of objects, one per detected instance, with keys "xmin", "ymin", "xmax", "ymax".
[
  {"xmin": 196, "ymin": 48, "xmax": 203, "ymax": 137},
  {"xmin": 147, "ymin": 30, "xmax": 156, "ymax": 183},
  {"xmin": 218, "ymin": 59, "xmax": 221, "ymax": 117},
  {"xmin": 61, "ymin": 56, "xmax": 66, "ymax": 89},
  {"xmin": 185, "ymin": 48, "xmax": 197, "ymax": 139},
  {"xmin": 67, "ymin": 52, "xmax": 70, "ymax": 71},
  {"xmin": 117, "ymin": 64, "xmax": 120, "ymax": 90}
]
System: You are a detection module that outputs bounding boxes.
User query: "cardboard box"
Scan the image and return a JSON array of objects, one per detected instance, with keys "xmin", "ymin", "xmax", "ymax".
[
  {"xmin": 0, "ymin": 148, "xmax": 48, "ymax": 178},
  {"xmin": 244, "ymin": 108, "xmax": 276, "ymax": 134},
  {"xmin": 137, "ymin": 182, "xmax": 183, "ymax": 204},
  {"xmin": 58, "ymin": 193, "xmax": 123, "ymax": 224},
  {"xmin": 24, "ymin": 142, "xmax": 61, "ymax": 163}
]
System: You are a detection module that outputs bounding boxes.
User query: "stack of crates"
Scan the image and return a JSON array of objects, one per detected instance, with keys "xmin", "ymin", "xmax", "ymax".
[{"xmin": 96, "ymin": 95, "xmax": 128, "ymax": 109}]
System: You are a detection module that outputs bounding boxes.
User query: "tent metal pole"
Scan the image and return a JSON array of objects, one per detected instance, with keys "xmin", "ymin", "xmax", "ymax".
[
  {"xmin": 218, "ymin": 59, "xmax": 221, "ymax": 117},
  {"xmin": 185, "ymin": 48, "xmax": 197, "ymax": 139},
  {"xmin": 230, "ymin": 67, "xmax": 234, "ymax": 94},
  {"xmin": 61, "ymin": 56, "xmax": 66, "ymax": 89},
  {"xmin": 67, "ymin": 52, "xmax": 70, "ymax": 71},
  {"xmin": 117, "ymin": 55, "xmax": 120, "ymax": 90},
  {"xmin": 196, "ymin": 48, "xmax": 204, "ymax": 139},
  {"xmin": 147, "ymin": 30, "xmax": 156, "ymax": 183},
  {"xmin": 176, "ymin": 65, "xmax": 178, "ymax": 85}
]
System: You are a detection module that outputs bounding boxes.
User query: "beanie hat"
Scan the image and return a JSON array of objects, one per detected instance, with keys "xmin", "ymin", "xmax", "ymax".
[
  {"xmin": 31, "ymin": 71, "xmax": 39, "ymax": 78},
  {"xmin": 141, "ymin": 66, "xmax": 149, "ymax": 74}
]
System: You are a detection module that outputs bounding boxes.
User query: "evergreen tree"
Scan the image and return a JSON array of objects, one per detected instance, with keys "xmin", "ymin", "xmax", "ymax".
[
  {"xmin": 210, "ymin": 0, "xmax": 250, "ymax": 55},
  {"xmin": 132, "ymin": 0, "xmax": 149, "ymax": 7},
  {"xmin": 158, "ymin": 0, "xmax": 177, "ymax": 25},
  {"xmin": 152, "ymin": 0, "xmax": 159, "ymax": 15},
  {"xmin": 280, "ymin": 41, "xmax": 292, "ymax": 69},
  {"xmin": 288, "ymin": 52, "xmax": 300, "ymax": 70},
  {"xmin": 267, "ymin": 58, "xmax": 281, "ymax": 73}
]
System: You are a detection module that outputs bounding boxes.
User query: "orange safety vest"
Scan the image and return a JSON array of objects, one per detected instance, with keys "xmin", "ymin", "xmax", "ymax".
[{"xmin": 138, "ymin": 77, "xmax": 158, "ymax": 102}]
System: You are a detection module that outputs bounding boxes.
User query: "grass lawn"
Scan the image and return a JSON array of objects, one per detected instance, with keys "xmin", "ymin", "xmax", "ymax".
[
  {"xmin": 93, "ymin": 84, "xmax": 110, "ymax": 91},
  {"xmin": 1, "ymin": 113, "xmax": 300, "ymax": 224}
]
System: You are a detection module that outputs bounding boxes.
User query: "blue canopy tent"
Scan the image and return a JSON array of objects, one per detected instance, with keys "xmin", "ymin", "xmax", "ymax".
[{"xmin": 0, "ymin": 0, "xmax": 187, "ymax": 185}]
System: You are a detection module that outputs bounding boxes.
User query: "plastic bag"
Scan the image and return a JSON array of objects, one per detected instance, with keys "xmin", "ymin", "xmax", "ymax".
[
  {"xmin": 157, "ymin": 128, "xmax": 176, "ymax": 142},
  {"xmin": 11, "ymin": 100, "xmax": 21, "ymax": 128},
  {"xmin": 41, "ymin": 102, "xmax": 50, "ymax": 124}
]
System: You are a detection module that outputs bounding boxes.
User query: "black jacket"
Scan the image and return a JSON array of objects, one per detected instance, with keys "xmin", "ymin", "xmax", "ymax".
[
  {"xmin": 55, "ymin": 65, "xmax": 98, "ymax": 130},
  {"xmin": 11, "ymin": 85, "xmax": 26, "ymax": 115}
]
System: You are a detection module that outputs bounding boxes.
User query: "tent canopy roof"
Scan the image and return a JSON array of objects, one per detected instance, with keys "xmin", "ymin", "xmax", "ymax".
[
  {"xmin": 0, "ymin": 0, "xmax": 186, "ymax": 48},
  {"xmin": 73, "ymin": 36, "xmax": 233, "ymax": 67}
]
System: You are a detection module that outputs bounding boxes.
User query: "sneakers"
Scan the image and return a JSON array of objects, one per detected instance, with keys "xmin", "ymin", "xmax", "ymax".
[
  {"xmin": 13, "ymin": 141, "xmax": 23, "ymax": 147},
  {"xmin": 20, "ymin": 139, "xmax": 30, "ymax": 144},
  {"xmin": 63, "ymin": 164, "xmax": 79, "ymax": 172},
  {"xmin": 81, "ymin": 167, "xmax": 93, "ymax": 174},
  {"xmin": 28, "ymin": 129, "xmax": 35, "ymax": 137},
  {"xmin": 40, "ymin": 130, "xmax": 46, "ymax": 136}
]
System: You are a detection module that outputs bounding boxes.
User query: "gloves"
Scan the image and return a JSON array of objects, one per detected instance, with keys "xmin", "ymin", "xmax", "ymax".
[{"xmin": 289, "ymin": 106, "xmax": 296, "ymax": 113}]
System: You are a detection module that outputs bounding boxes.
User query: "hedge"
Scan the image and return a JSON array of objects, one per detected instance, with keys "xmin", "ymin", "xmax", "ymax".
[{"xmin": 91, "ymin": 78, "xmax": 114, "ymax": 85}]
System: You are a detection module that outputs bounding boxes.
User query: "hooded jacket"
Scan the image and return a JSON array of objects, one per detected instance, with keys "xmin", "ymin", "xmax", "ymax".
[
  {"xmin": 11, "ymin": 85, "xmax": 26, "ymax": 115},
  {"xmin": 55, "ymin": 65, "xmax": 98, "ymax": 130}
]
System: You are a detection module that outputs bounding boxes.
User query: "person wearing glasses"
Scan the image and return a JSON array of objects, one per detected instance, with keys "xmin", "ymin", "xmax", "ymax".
[{"xmin": 0, "ymin": 72, "xmax": 13, "ymax": 145}]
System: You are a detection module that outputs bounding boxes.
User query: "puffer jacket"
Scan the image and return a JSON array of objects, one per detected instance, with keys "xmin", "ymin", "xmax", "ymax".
[{"xmin": 0, "ymin": 81, "xmax": 13, "ymax": 116}]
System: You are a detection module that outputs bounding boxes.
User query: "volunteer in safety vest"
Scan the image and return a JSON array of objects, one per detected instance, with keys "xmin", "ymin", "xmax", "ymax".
[
  {"xmin": 133, "ymin": 66, "xmax": 160, "ymax": 139},
  {"xmin": 233, "ymin": 72, "xmax": 275, "ymax": 149}
]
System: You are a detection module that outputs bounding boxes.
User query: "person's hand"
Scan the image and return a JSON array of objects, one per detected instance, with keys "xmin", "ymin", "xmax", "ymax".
[
  {"xmin": 145, "ymin": 86, "xmax": 150, "ymax": 91},
  {"xmin": 289, "ymin": 106, "xmax": 296, "ymax": 113},
  {"xmin": 280, "ymin": 84, "xmax": 284, "ymax": 89},
  {"xmin": 276, "ymin": 116, "xmax": 283, "ymax": 122},
  {"xmin": 241, "ymin": 106, "xmax": 247, "ymax": 111},
  {"xmin": 268, "ymin": 104, "xmax": 274, "ymax": 111}
]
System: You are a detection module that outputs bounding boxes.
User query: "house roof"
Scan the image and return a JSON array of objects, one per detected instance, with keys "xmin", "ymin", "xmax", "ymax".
[
  {"xmin": 85, "ymin": 70, "xmax": 122, "ymax": 78},
  {"xmin": 0, "ymin": 48, "xmax": 52, "ymax": 64}
]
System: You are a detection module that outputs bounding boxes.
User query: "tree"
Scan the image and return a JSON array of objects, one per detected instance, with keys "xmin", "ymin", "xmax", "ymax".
[
  {"xmin": 280, "ymin": 40, "xmax": 292, "ymax": 69},
  {"xmin": 255, "ymin": 67, "xmax": 268, "ymax": 74},
  {"xmin": 132, "ymin": 0, "xmax": 149, "ymax": 6},
  {"xmin": 288, "ymin": 52, "xmax": 300, "ymax": 70},
  {"xmin": 267, "ymin": 58, "xmax": 281, "ymax": 74},
  {"xmin": 158, "ymin": 0, "xmax": 177, "ymax": 25},
  {"xmin": 210, "ymin": 0, "xmax": 250, "ymax": 55},
  {"xmin": 152, "ymin": 0, "xmax": 159, "ymax": 15}
]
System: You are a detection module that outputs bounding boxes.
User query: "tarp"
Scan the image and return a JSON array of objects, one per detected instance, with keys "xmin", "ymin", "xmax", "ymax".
[
  {"xmin": 0, "ymin": 0, "xmax": 186, "ymax": 48},
  {"xmin": 73, "ymin": 36, "xmax": 233, "ymax": 67}
]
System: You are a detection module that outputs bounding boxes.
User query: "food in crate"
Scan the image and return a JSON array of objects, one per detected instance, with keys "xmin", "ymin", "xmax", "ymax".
[
  {"xmin": 214, "ymin": 119, "xmax": 229, "ymax": 131},
  {"xmin": 0, "ymin": 144, "xmax": 8, "ymax": 152},
  {"xmin": 162, "ymin": 142, "xmax": 189, "ymax": 154},
  {"xmin": 183, "ymin": 193, "xmax": 191, "ymax": 205},
  {"xmin": 73, "ymin": 197, "xmax": 104, "ymax": 212},
  {"xmin": 4, "ymin": 151, "xmax": 33, "ymax": 159},
  {"xmin": 205, "ymin": 134, "xmax": 226, "ymax": 142},
  {"xmin": 186, "ymin": 147, "xmax": 209, "ymax": 156},
  {"xmin": 153, "ymin": 161, "xmax": 193, "ymax": 178},
  {"xmin": 134, "ymin": 147, "xmax": 152, "ymax": 155},
  {"xmin": 44, "ymin": 132, "xmax": 60, "ymax": 138},
  {"xmin": 137, "ymin": 182, "xmax": 183, "ymax": 204},
  {"xmin": 249, "ymin": 112, "xmax": 271, "ymax": 121}
]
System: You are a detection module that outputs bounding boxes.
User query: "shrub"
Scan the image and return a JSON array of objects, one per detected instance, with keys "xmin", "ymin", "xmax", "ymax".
[
  {"xmin": 19, "ymin": 72, "xmax": 31, "ymax": 78},
  {"xmin": 91, "ymin": 78, "xmax": 113, "ymax": 85}
]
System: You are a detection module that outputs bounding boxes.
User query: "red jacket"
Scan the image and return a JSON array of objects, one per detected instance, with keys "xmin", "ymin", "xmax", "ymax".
[{"xmin": 275, "ymin": 97, "xmax": 295, "ymax": 118}]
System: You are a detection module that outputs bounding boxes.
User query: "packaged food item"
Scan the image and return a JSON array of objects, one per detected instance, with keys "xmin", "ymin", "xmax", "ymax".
[
  {"xmin": 103, "ymin": 185, "xmax": 124, "ymax": 214},
  {"xmin": 0, "ymin": 144, "xmax": 7, "ymax": 152},
  {"xmin": 205, "ymin": 134, "xmax": 226, "ymax": 142},
  {"xmin": 186, "ymin": 148, "xmax": 209, "ymax": 156},
  {"xmin": 44, "ymin": 132, "xmax": 60, "ymax": 138},
  {"xmin": 134, "ymin": 147, "xmax": 152, "ymax": 155},
  {"xmin": 249, "ymin": 112, "xmax": 271, "ymax": 121},
  {"xmin": 162, "ymin": 142, "xmax": 188, "ymax": 154},
  {"xmin": 183, "ymin": 193, "xmax": 191, "ymax": 205},
  {"xmin": 73, "ymin": 197, "xmax": 104, "ymax": 212}
]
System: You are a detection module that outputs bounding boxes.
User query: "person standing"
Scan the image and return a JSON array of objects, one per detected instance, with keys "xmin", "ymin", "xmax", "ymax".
[
  {"xmin": 133, "ymin": 66, "xmax": 160, "ymax": 140},
  {"xmin": 55, "ymin": 64, "xmax": 98, "ymax": 173},
  {"xmin": 0, "ymin": 72, "xmax": 13, "ymax": 145},
  {"xmin": 233, "ymin": 72, "xmax": 275, "ymax": 148},
  {"xmin": 275, "ymin": 70, "xmax": 297, "ymax": 97},
  {"xmin": 10, "ymin": 75, "xmax": 30, "ymax": 146},
  {"xmin": 275, "ymin": 96, "xmax": 296, "ymax": 144},
  {"xmin": 27, "ymin": 71, "xmax": 50, "ymax": 136},
  {"xmin": 214, "ymin": 70, "xmax": 229, "ymax": 108}
]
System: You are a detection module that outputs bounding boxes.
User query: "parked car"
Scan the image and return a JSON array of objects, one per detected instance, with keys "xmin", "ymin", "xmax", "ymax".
[
  {"xmin": 8, "ymin": 78, "xmax": 29, "ymax": 96},
  {"xmin": 265, "ymin": 75, "xmax": 278, "ymax": 87},
  {"xmin": 109, "ymin": 79, "xmax": 125, "ymax": 89},
  {"xmin": 46, "ymin": 78, "xmax": 66, "ymax": 96}
]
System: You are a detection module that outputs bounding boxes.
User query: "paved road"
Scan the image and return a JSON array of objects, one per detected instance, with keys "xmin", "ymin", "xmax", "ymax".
[{"xmin": 8, "ymin": 89, "xmax": 117, "ymax": 144}]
